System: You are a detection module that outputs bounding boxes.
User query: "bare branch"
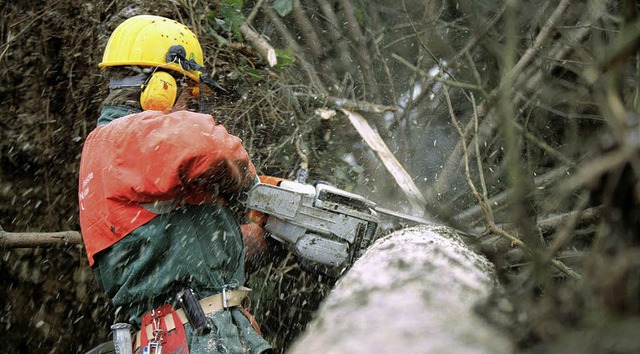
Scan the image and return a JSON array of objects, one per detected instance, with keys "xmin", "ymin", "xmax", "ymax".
[
  {"xmin": 456, "ymin": 166, "xmax": 571, "ymax": 225},
  {"xmin": 510, "ymin": 0, "xmax": 573, "ymax": 78},
  {"xmin": 444, "ymin": 86, "xmax": 493, "ymax": 227},
  {"xmin": 263, "ymin": 5, "xmax": 327, "ymax": 94},
  {"xmin": 292, "ymin": 0, "xmax": 323, "ymax": 61}
]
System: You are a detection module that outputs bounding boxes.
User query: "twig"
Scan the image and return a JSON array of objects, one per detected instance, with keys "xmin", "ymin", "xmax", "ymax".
[
  {"xmin": 511, "ymin": 0, "xmax": 573, "ymax": 78},
  {"xmin": 392, "ymin": 52, "xmax": 490, "ymax": 98},
  {"xmin": 446, "ymin": 4, "xmax": 507, "ymax": 71},
  {"xmin": 537, "ymin": 207, "xmax": 601, "ymax": 236},
  {"xmin": 430, "ymin": 0, "xmax": 591, "ymax": 200},
  {"xmin": 387, "ymin": 51, "xmax": 432, "ymax": 135},
  {"xmin": 497, "ymin": 0, "xmax": 544, "ymax": 252},
  {"xmin": 339, "ymin": 0, "xmax": 365, "ymax": 45},
  {"xmin": 472, "ymin": 93, "xmax": 494, "ymax": 224},
  {"xmin": 481, "ymin": 207, "xmax": 600, "ymax": 246},
  {"xmin": 237, "ymin": 0, "xmax": 277, "ymax": 67},
  {"xmin": 446, "ymin": 84, "xmax": 581, "ymax": 280},
  {"xmin": 371, "ymin": 30, "xmax": 400, "ymax": 117},
  {"xmin": 444, "ymin": 86, "xmax": 494, "ymax": 227},
  {"xmin": 0, "ymin": 0, "xmax": 63, "ymax": 62},
  {"xmin": 332, "ymin": 0, "xmax": 389, "ymax": 137},
  {"xmin": 487, "ymin": 224, "xmax": 581, "ymax": 280},
  {"xmin": 290, "ymin": 1, "xmax": 339, "ymax": 89},
  {"xmin": 560, "ymin": 144, "xmax": 637, "ymax": 194},
  {"xmin": 246, "ymin": 0, "xmax": 266, "ymax": 23},
  {"xmin": 316, "ymin": 0, "xmax": 353, "ymax": 77},
  {"xmin": 292, "ymin": 0, "xmax": 323, "ymax": 61}
]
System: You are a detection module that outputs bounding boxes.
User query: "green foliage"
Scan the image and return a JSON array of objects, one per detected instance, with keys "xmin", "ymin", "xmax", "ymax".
[
  {"xmin": 209, "ymin": 0, "xmax": 245, "ymax": 39},
  {"xmin": 244, "ymin": 67, "xmax": 266, "ymax": 81},
  {"xmin": 273, "ymin": 48, "xmax": 295, "ymax": 69}
]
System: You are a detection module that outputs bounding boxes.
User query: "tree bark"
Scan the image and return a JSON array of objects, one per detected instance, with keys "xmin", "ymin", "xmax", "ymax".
[{"xmin": 287, "ymin": 225, "xmax": 513, "ymax": 354}]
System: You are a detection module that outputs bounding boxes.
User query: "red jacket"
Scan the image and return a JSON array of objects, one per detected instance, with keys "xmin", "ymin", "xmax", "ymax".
[{"xmin": 78, "ymin": 110, "xmax": 256, "ymax": 266}]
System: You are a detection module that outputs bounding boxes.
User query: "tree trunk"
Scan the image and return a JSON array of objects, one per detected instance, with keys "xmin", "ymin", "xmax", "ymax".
[{"xmin": 287, "ymin": 225, "xmax": 513, "ymax": 354}]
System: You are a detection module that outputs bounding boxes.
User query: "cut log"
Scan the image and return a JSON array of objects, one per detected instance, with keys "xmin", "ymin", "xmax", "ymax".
[
  {"xmin": 239, "ymin": 23, "xmax": 277, "ymax": 67},
  {"xmin": 287, "ymin": 225, "xmax": 513, "ymax": 354}
]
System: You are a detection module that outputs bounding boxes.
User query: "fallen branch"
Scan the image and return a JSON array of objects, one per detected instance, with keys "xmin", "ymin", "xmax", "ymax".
[
  {"xmin": 538, "ymin": 206, "xmax": 601, "ymax": 236},
  {"xmin": 485, "ymin": 220, "xmax": 582, "ymax": 280},
  {"xmin": 234, "ymin": 0, "xmax": 277, "ymax": 67},
  {"xmin": 0, "ymin": 225, "xmax": 81, "ymax": 248}
]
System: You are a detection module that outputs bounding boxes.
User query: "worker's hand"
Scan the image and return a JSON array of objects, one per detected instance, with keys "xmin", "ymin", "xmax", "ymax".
[
  {"xmin": 241, "ymin": 211, "xmax": 288, "ymax": 273},
  {"xmin": 247, "ymin": 209, "xmax": 267, "ymax": 227},
  {"xmin": 242, "ymin": 209, "xmax": 271, "ymax": 272},
  {"xmin": 242, "ymin": 221, "xmax": 266, "ymax": 251}
]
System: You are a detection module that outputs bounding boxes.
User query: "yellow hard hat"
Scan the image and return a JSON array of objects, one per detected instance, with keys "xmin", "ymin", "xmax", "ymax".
[{"xmin": 99, "ymin": 15, "xmax": 204, "ymax": 82}]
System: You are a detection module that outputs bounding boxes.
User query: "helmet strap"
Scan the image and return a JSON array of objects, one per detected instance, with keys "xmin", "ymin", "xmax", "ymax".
[{"xmin": 199, "ymin": 80, "xmax": 205, "ymax": 113}]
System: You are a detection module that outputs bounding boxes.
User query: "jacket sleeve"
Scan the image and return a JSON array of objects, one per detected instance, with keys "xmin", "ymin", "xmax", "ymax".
[{"xmin": 106, "ymin": 110, "xmax": 257, "ymax": 203}]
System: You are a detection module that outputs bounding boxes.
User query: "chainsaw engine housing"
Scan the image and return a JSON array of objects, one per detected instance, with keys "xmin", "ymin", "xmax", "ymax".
[{"xmin": 243, "ymin": 180, "xmax": 379, "ymax": 276}]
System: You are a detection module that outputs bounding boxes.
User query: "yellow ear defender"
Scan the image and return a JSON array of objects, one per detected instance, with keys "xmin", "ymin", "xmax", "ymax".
[{"xmin": 140, "ymin": 71, "xmax": 178, "ymax": 112}]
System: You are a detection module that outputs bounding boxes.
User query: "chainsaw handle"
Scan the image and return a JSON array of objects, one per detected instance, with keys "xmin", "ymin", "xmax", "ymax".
[
  {"xmin": 247, "ymin": 209, "xmax": 268, "ymax": 227},
  {"xmin": 243, "ymin": 175, "xmax": 286, "ymax": 224}
]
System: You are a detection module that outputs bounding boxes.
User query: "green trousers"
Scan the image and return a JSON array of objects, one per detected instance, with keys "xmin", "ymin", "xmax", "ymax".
[{"xmin": 94, "ymin": 203, "xmax": 271, "ymax": 354}]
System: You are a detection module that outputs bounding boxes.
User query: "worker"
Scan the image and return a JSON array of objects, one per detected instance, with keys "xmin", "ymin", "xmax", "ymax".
[{"xmin": 78, "ymin": 15, "xmax": 272, "ymax": 354}]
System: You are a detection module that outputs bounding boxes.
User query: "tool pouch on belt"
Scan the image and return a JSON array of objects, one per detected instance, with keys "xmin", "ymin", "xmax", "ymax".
[
  {"xmin": 177, "ymin": 288, "xmax": 211, "ymax": 336},
  {"xmin": 138, "ymin": 304, "xmax": 189, "ymax": 354}
]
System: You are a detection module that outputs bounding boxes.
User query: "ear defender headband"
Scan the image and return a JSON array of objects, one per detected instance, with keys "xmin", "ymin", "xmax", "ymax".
[
  {"xmin": 139, "ymin": 71, "xmax": 177, "ymax": 112},
  {"xmin": 108, "ymin": 72, "xmax": 178, "ymax": 112}
]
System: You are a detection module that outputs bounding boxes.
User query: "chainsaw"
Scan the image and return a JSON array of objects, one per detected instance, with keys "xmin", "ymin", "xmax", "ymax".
[{"xmin": 241, "ymin": 176, "xmax": 434, "ymax": 277}]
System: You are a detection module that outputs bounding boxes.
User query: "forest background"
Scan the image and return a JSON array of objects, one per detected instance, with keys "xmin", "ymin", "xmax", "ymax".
[{"xmin": 1, "ymin": 0, "xmax": 640, "ymax": 353}]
